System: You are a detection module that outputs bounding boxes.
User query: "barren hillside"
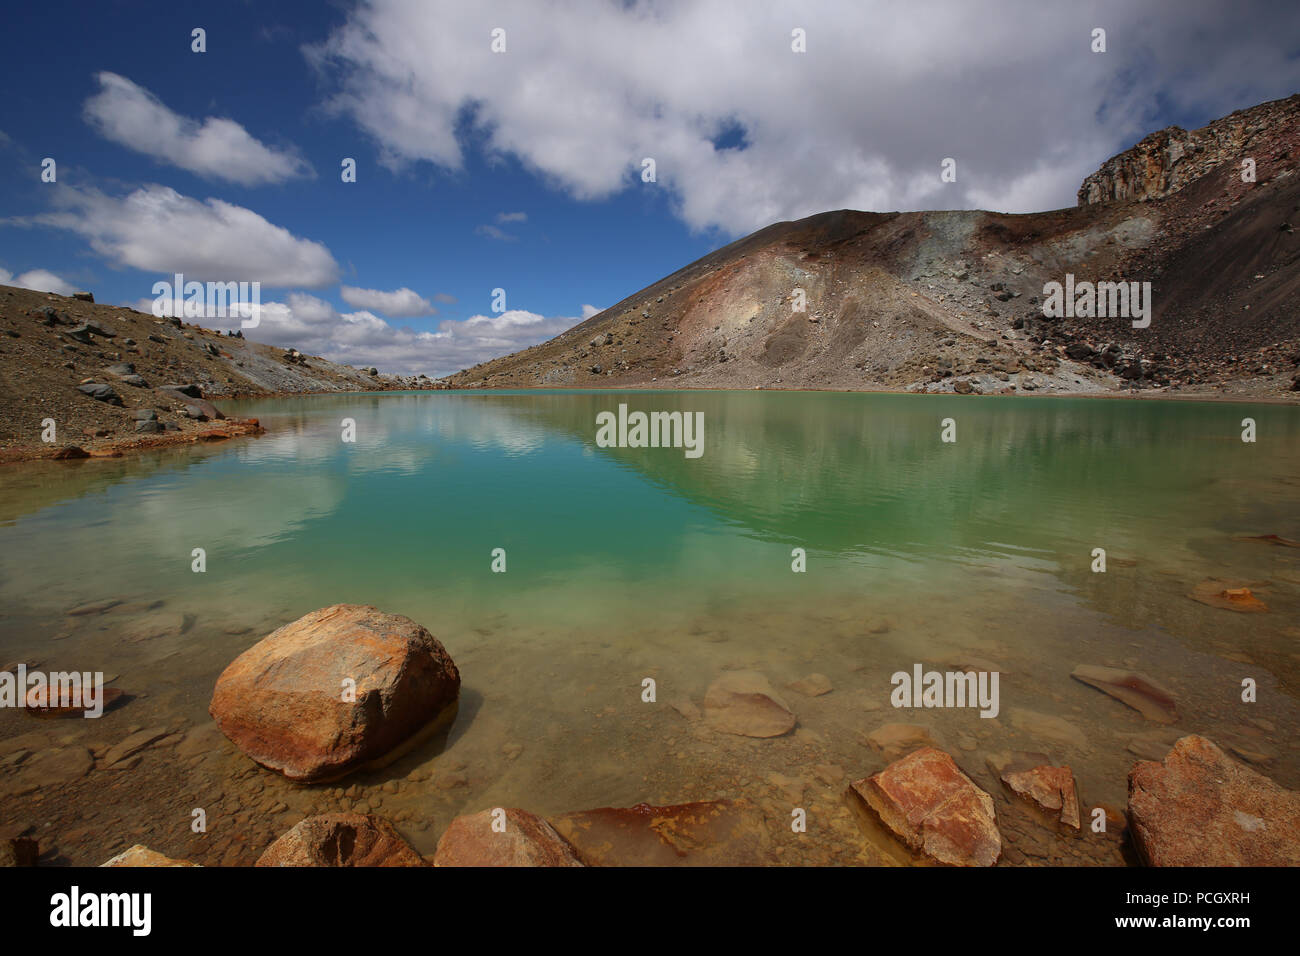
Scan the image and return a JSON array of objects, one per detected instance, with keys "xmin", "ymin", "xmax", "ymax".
[
  {"xmin": 443, "ymin": 94, "xmax": 1300, "ymax": 401},
  {"xmin": 0, "ymin": 287, "xmax": 437, "ymax": 461}
]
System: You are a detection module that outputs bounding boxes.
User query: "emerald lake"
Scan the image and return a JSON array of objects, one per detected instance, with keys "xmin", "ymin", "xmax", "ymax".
[{"xmin": 1, "ymin": 390, "xmax": 1298, "ymax": 865}]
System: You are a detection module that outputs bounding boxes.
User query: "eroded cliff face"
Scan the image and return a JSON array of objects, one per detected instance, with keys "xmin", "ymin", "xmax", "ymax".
[{"xmin": 1078, "ymin": 93, "xmax": 1300, "ymax": 205}]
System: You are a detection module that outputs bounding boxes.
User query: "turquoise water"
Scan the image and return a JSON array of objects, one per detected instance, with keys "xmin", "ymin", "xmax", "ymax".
[{"xmin": 1, "ymin": 390, "xmax": 1297, "ymax": 864}]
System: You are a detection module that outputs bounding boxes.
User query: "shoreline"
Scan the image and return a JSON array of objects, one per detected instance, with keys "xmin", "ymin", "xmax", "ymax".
[{"xmin": 3, "ymin": 382, "xmax": 1295, "ymax": 465}]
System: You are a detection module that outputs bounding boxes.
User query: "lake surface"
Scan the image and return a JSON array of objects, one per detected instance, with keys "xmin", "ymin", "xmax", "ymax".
[{"xmin": 1, "ymin": 390, "xmax": 1298, "ymax": 865}]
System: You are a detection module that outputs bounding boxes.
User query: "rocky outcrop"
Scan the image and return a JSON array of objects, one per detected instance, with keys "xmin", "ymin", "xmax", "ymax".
[
  {"xmin": 852, "ymin": 747, "xmax": 1001, "ymax": 866},
  {"xmin": 1128, "ymin": 735, "xmax": 1300, "ymax": 866},
  {"xmin": 702, "ymin": 671, "xmax": 796, "ymax": 738},
  {"xmin": 209, "ymin": 604, "xmax": 460, "ymax": 782},
  {"xmin": 256, "ymin": 813, "xmax": 426, "ymax": 867},
  {"xmin": 548, "ymin": 799, "xmax": 773, "ymax": 866},
  {"xmin": 1078, "ymin": 94, "xmax": 1300, "ymax": 205},
  {"xmin": 433, "ymin": 808, "xmax": 583, "ymax": 867}
]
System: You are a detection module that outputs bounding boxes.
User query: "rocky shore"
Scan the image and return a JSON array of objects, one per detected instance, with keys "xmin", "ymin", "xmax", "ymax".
[
  {"xmin": 5, "ymin": 601, "xmax": 1295, "ymax": 868},
  {"xmin": 0, "ymin": 285, "xmax": 446, "ymax": 464}
]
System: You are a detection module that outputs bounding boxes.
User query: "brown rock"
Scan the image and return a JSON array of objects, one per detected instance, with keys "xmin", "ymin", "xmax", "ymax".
[
  {"xmin": 434, "ymin": 809, "xmax": 582, "ymax": 866},
  {"xmin": 702, "ymin": 671, "xmax": 795, "ymax": 738},
  {"xmin": 1128, "ymin": 735, "xmax": 1300, "ymax": 866},
  {"xmin": 851, "ymin": 747, "xmax": 1001, "ymax": 867},
  {"xmin": 549, "ymin": 799, "xmax": 773, "ymax": 866},
  {"xmin": 1189, "ymin": 578, "xmax": 1268, "ymax": 612},
  {"xmin": 1071, "ymin": 664, "xmax": 1178, "ymax": 723},
  {"xmin": 209, "ymin": 604, "xmax": 460, "ymax": 781},
  {"xmin": 788, "ymin": 673, "xmax": 833, "ymax": 697},
  {"xmin": 1001, "ymin": 764, "xmax": 1081, "ymax": 829},
  {"xmin": 102, "ymin": 726, "xmax": 169, "ymax": 767},
  {"xmin": 256, "ymin": 814, "xmax": 426, "ymax": 867},
  {"xmin": 862, "ymin": 722, "xmax": 935, "ymax": 760},
  {"xmin": 101, "ymin": 845, "xmax": 197, "ymax": 867}
]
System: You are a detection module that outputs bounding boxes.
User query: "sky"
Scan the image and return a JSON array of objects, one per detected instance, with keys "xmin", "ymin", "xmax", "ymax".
[{"xmin": 1, "ymin": 0, "xmax": 1297, "ymax": 377}]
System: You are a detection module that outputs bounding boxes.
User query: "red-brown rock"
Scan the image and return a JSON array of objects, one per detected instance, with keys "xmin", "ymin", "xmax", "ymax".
[
  {"xmin": 852, "ymin": 747, "xmax": 1001, "ymax": 866},
  {"xmin": 434, "ymin": 808, "xmax": 582, "ymax": 867},
  {"xmin": 256, "ymin": 813, "xmax": 426, "ymax": 867},
  {"xmin": 1071, "ymin": 665, "xmax": 1178, "ymax": 723},
  {"xmin": 1001, "ymin": 764, "xmax": 1081, "ymax": 829},
  {"xmin": 209, "ymin": 604, "xmax": 459, "ymax": 782},
  {"xmin": 549, "ymin": 799, "xmax": 773, "ymax": 866},
  {"xmin": 1128, "ymin": 735, "xmax": 1300, "ymax": 866}
]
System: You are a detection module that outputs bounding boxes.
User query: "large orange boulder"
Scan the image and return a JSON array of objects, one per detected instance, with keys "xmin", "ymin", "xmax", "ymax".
[
  {"xmin": 1128, "ymin": 735, "xmax": 1300, "ymax": 866},
  {"xmin": 210, "ymin": 604, "xmax": 459, "ymax": 782},
  {"xmin": 852, "ymin": 747, "xmax": 1001, "ymax": 866}
]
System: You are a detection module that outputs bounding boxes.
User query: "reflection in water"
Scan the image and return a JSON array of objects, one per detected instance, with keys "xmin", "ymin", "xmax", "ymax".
[{"xmin": 0, "ymin": 389, "xmax": 1296, "ymax": 866}]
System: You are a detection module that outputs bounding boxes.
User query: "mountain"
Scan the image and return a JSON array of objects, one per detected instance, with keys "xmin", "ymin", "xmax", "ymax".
[{"xmin": 443, "ymin": 94, "xmax": 1300, "ymax": 399}]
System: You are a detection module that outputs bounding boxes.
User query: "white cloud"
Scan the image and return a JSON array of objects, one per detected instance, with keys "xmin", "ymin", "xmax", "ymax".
[
  {"xmin": 474, "ymin": 223, "xmax": 517, "ymax": 242},
  {"xmin": 496, "ymin": 211, "xmax": 527, "ymax": 223},
  {"xmin": 339, "ymin": 284, "xmax": 436, "ymax": 316},
  {"xmin": 0, "ymin": 267, "xmax": 77, "ymax": 295},
  {"xmin": 309, "ymin": 0, "xmax": 1300, "ymax": 235},
  {"xmin": 31, "ymin": 184, "xmax": 339, "ymax": 288},
  {"xmin": 161, "ymin": 291, "xmax": 589, "ymax": 377},
  {"xmin": 84, "ymin": 72, "xmax": 312, "ymax": 186}
]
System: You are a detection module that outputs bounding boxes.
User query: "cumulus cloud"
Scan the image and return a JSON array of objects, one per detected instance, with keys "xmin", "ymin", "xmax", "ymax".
[
  {"xmin": 29, "ymin": 184, "xmax": 339, "ymax": 288},
  {"xmin": 308, "ymin": 0, "xmax": 1300, "ymax": 235},
  {"xmin": 160, "ymin": 291, "xmax": 592, "ymax": 377},
  {"xmin": 339, "ymin": 284, "xmax": 437, "ymax": 316},
  {"xmin": 0, "ymin": 267, "xmax": 77, "ymax": 295},
  {"xmin": 84, "ymin": 72, "xmax": 312, "ymax": 186}
]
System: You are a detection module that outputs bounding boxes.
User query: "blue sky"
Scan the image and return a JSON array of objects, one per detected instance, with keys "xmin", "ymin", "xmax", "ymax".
[{"xmin": 1, "ymin": 0, "xmax": 1297, "ymax": 375}]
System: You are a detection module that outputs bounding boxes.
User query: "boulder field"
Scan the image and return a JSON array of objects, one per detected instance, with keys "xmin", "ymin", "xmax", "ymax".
[{"xmin": 191, "ymin": 609, "xmax": 1300, "ymax": 866}]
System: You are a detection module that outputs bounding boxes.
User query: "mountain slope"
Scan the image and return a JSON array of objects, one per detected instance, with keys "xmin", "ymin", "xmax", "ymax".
[
  {"xmin": 444, "ymin": 94, "xmax": 1300, "ymax": 400},
  {"xmin": 0, "ymin": 286, "xmax": 437, "ymax": 461}
]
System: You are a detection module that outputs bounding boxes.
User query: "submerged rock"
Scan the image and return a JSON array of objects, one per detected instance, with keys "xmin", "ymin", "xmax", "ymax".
[
  {"xmin": 256, "ymin": 814, "xmax": 425, "ymax": 867},
  {"xmin": 1001, "ymin": 764, "xmax": 1081, "ymax": 830},
  {"xmin": 434, "ymin": 808, "xmax": 582, "ymax": 867},
  {"xmin": 1009, "ymin": 708, "xmax": 1089, "ymax": 750},
  {"xmin": 788, "ymin": 673, "xmax": 833, "ymax": 697},
  {"xmin": 2, "ymin": 746, "xmax": 94, "ymax": 796},
  {"xmin": 702, "ymin": 671, "xmax": 796, "ymax": 738},
  {"xmin": 1128, "ymin": 735, "xmax": 1300, "ymax": 866},
  {"xmin": 549, "ymin": 799, "xmax": 772, "ymax": 866},
  {"xmin": 209, "ymin": 604, "xmax": 460, "ymax": 782},
  {"xmin": 862, "ymin": 722, "xmax": 935, "ymax": 760},
  {"xmin": 1189, "ymin": 578, "xmax": 1268, "ymax": 612},
  {"xmin": 851, "ymin": 747, "xmax": 1001, "ymax": 867},
  {"xmin": 1071, "ymin": 664, "xmax": 1178, "ymax": 723}
]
